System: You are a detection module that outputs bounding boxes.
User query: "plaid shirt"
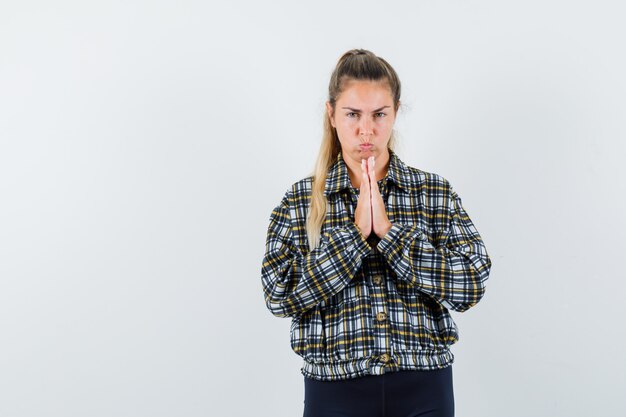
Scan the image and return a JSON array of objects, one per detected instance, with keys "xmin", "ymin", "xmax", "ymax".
[{"xmin": 261, "ymin": 149, "xmax": 492, "ymax": 381}]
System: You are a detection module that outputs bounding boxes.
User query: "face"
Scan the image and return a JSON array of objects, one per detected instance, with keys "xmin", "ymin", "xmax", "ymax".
[{"xmin": 326, "ymin": 79, "xmax": 397, "ymax": 164}]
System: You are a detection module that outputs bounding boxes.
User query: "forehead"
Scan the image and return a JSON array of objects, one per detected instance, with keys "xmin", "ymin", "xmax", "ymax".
[{"xmin": 337, "ymin": 79, "xmax": 393, "ymax": 104}]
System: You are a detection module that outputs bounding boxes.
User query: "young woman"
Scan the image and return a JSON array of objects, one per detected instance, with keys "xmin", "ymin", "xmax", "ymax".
[{"xmin": 261, "ymin": 49, "xmax": 492, "ymax": 417}]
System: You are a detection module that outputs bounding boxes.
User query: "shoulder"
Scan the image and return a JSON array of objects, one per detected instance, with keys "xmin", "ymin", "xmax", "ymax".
[
  {"xmin": 410, "ymin": 165, "xmax": 449, "ymax": 186},
  {"xmin": 274, "ymin": 175, "xmax": 314, "ymax": 210},
  {"xmin": 398, "ymin": 161, "xmax": 463, "ymax": 227},
  {"xmin": 399, "ymin": 159, "xmax": 454, "ymax": 196}
]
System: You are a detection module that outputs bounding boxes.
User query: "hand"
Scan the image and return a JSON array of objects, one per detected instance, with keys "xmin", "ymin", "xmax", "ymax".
[
  {"xmin": 355, "ymin": 159, "xmax": 372, "ymax": 238},
  {"xmin": 367, "ymin": 156, "xmax": 392, "ymax": 239},
  {"xmin": 354, "ymin": 156, "xmax": 392, "ymax": 239}
]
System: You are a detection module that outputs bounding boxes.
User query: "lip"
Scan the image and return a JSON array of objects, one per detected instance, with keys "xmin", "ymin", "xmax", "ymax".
[{"xmin": 359, "ymin": 144, "xmax": 373, "ymax": 149}]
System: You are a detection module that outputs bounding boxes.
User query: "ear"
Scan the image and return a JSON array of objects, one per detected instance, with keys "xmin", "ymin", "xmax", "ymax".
[{"xmin": 325, "ymin": 101, "xmax": 335, "ymax": 128}]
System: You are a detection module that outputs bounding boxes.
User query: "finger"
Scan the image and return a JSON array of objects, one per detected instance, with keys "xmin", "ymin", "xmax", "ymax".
[
  {"xmin": 371, "ymin": 182, "xmax": 382, "ymax": 205},
  {"xmin": 368, "ymin": 158, "xmax": 375, "ymax": 182},
  {"xmin": 361, "ymin": 159, "xmax": 367, "ymax": 181},
  {"xmin": 368, "ymin": 159, "xmax": 381, "ymax": 197},
  {"xmin": 360, "ymin": 160, "xmax": 370, "ymax": 195}
]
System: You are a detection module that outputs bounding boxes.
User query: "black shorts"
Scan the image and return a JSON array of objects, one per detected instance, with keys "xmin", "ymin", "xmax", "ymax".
[{"xmin": 303, "ymin": 365, "xmax": 454, "ymax": 417}]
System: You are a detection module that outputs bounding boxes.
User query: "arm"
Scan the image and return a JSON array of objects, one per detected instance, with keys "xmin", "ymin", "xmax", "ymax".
[
  {"xmin": 261, "ymin": 192, "xmax": 372, "ymax": 318},
  {"xmin": 376, "ymin": 186, "xmax": 492, "ymax": 312}
]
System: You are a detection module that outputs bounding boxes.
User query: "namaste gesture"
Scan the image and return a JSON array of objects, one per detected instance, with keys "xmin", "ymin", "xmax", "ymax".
[{"xmin": 354, "ymin": 155, "xmax": 392, "ymax": 240}]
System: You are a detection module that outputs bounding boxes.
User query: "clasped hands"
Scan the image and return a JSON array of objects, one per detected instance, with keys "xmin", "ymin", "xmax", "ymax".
[{"xmin": 355, "ymin": 156, "xmax": 392, "ymax": 240}]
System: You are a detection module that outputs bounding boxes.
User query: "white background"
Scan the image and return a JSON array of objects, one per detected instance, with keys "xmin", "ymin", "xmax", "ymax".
[{"xmin": 1, "ymin": 1, "xmax": 625, "ymax": 416}]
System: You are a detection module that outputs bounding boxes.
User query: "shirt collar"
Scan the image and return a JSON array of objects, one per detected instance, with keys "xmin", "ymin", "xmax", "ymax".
[{"xmin": 324, "ymin": 148, "xmax": 412, "ymax": 197}]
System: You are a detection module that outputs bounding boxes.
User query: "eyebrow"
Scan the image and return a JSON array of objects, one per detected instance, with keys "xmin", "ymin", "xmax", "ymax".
[{"xmin": 341, "ymin": 106, "xmax": 391, "ymax": 112}]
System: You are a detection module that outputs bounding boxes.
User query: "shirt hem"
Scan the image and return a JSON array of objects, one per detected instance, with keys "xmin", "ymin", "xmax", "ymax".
[{"xmin": 300, "ymin": 348, "xmax": 454, "ymax": 381}]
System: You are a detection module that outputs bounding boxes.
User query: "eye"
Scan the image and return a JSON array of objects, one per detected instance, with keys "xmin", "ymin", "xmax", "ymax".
[
  {"xmin": 347, "ymin": 112, "xmax": 359, "ymax": 118},
  {"xmin": 375, "ymin": 112, "xmax": 386, "ymax": 117}
]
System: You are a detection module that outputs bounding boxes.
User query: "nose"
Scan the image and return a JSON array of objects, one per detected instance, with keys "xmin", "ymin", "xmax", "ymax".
[{"xmin": 359, "ymin": 119, "xmax": 373, "ymax": 141}]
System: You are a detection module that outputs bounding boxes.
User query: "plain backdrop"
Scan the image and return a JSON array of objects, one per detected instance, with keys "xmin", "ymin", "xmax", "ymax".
[{"xmin": 1, "ymin": 1, "xmax": 625, "ymax": 416}]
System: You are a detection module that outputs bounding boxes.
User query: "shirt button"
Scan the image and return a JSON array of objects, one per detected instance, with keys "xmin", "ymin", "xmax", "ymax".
[
  {"xmin": 379, "ymin": 353, "xmax": 390, "ymax": 363},
  {"xmin": 372, "ymin": 275, "xmax": 383, "ymax": 285},
  {"xmin": 376, "ymin": 311, "xmax": 387, "ymax": 322}
]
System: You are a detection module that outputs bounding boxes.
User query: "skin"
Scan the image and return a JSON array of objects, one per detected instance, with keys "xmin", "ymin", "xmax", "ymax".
[{"xmin": 325, "ymin": 79, "xmax": 399, "ymax": 240}]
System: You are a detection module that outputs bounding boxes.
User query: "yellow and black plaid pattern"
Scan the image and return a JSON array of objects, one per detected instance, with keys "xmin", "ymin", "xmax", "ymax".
[{"xmin": 261, "ymin": 149, "xmax": 492, "ymax": 381}]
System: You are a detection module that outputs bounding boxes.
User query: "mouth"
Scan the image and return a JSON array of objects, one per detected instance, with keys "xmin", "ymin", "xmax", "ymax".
[{"xmin": 359, "ymin": 144, "xmax": 373, "ymax": 149}]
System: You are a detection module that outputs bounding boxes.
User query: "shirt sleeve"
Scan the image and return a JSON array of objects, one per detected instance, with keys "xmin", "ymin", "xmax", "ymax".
[
  {"xmin": 261, "ymin": 192, "xmax": 373, "ymax": 318},
  {"xmin": 376, "ymin": 186, "xmax": 492, "ymax": 312}
]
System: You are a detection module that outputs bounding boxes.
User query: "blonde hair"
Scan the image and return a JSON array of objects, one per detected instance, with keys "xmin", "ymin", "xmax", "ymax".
[{"xmin": 306, "ymin": 49, "xmax": 402, "ymax": 250}]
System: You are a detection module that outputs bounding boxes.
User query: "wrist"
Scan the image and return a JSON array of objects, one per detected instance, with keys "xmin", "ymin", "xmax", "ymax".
[{"xmin": 378, "ymin": 221, "xmax": 392, "ymax": 239}]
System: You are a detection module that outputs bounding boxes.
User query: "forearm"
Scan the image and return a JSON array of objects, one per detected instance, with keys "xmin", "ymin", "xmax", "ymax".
[
  {"xmin": 262, "ymin": 220, "xmax": 372, "ymax": 318},
  {"xmin": 377, "ymin": 220, "xmax": 491, "ymax": 312}
]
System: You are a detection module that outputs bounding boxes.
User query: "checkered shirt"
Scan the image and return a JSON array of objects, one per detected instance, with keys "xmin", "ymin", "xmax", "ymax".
[{"xmin": 261, "ymin": 149, "xmax": 492, "ymax": 381}]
